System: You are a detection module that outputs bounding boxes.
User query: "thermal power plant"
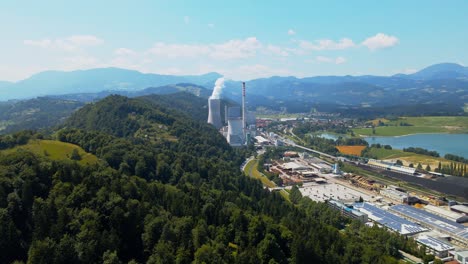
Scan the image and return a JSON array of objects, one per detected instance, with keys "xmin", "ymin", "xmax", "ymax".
[
  {"xmin": 207, "ymin": 98, "xmax": 222, "ymax": 129},
  {"xmin": 207, "ymin": 78, "xmax": 256, "ymax": 146}
]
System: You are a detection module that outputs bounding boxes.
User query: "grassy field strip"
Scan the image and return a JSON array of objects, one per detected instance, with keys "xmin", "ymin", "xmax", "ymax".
[
  {"xmin": 367, "ymin": 147, "xmax": 466, "ymax": 169},
  {"xmin": 1, "ymin": 139, "xmax": 99, "ymax": 165},
  {"xmin": 243, "ymin": 159, "xmax": 291, "ymax": 201},
  {"xmin": 244, "ymin": 159, "xmax": 277, "ymax": 188}
]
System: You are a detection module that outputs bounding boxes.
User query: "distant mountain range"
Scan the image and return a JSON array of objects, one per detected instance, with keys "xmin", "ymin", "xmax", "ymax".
[
  {"xmin": 1, "ymin": 63, "xmax": 467, "ymax": 111},
  {"xmin": 0, "ymin": 68, "xmax": 221, "ymax": 100},
  {"xmin": 223, "ymin": 63, "xmax": 468, "ymax": 108}
]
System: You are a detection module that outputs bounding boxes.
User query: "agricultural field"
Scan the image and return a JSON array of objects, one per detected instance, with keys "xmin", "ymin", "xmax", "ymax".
[
  {"xmin": 1, "ymin": 139, "xmax": 99, "ymax": 165},
  {"xmin": 354, "ymin": 116, "xmax": 468, "ymax": 136},
  {"xmin": 336, "ymin": 145, "xmax": 367, "ymax": 156}
]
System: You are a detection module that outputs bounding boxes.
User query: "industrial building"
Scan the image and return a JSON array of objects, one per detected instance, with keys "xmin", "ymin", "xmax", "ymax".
[
  {"xmin": 451, "ymin": 205, "xmax": 468, "ymax": 215},
  {"xmin": 328, "ymin": 199, "xmax": 368, "ymax": 223},
  {"xmin": 423, "ymin": 205, "xmax": 468, "ymax": 223},
  {"xmin": 367, "ymin": 159, "xmax": 417, "ymax": 175},
  {"xmin": 380, "ymin": 186, "xmax": 409, "ymax": 203},
  {"xmin": 389, "ymin": 204, "xmax": 468, "ymax": 247},
  {"xmin": 416, "ymin": 235, "xmax": 454, "ymax": 258},
  {"xmin": 227, "ymin": 118, "xmax": 244, "ymax": 146},
  {"xmin": 455, "ymin": 250, "xmax": 468, "ymax": 264},
  {"xmin": 354, "ymin": 202, "xmax": 428, "ymax": 235}
]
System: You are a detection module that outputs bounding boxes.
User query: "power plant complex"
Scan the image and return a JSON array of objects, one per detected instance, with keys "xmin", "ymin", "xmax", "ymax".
[{"xmin": 207, "ymin": 80, "xmax": 255, "ymax": 146}]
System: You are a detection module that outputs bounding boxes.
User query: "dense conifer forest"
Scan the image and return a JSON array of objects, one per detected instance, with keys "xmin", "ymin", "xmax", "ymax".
[{"xmin": 0, "ymin": 94, "xmax": 424, "ymax": 263}]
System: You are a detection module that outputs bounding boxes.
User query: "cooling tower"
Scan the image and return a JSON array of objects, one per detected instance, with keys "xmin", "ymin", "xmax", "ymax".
[{"xmin": 207, "ymin": 98, "xmax": 222, "ymax": 129}]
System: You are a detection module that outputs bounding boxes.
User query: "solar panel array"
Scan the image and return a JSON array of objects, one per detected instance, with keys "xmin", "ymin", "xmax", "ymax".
[
  {"xmin": 417, "ymin": 236, "xmax": 454, "ymax": 252},
  {"xmin": 390, "ymin": 205, "xmax": 468, "ymax": 242},
  {"xmin": 354, "ymin": 203, "xmax": 428, "ymax": 235}
]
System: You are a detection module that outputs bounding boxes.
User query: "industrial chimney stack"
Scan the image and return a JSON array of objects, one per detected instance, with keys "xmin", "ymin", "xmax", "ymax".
[{"xmin": 242, "ymin": 82, "xmax": 246, "ymax": 134}]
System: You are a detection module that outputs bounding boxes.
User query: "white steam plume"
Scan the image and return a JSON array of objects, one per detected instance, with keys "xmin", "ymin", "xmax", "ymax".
[{"xmin": 210, "ymin": 77, "xmax": 225, "ymax": 99}]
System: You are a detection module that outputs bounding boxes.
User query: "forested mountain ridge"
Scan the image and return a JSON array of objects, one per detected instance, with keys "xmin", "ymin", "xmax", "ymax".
[
  {"xmin": 0, "ymin": 97, "xmax": 84, "ymax": 134},
  {"xmin": 0, "ymin": 95, "xmax": 424, "ymax": 263}
]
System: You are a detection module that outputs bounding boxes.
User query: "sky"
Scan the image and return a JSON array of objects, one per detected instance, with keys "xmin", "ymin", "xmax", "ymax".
[{"xmin": 1, "ymin": 0, "xmax": 467, "ymax": 81}]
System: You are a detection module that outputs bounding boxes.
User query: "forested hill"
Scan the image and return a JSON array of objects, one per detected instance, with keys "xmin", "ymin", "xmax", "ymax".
[
  {"xmin": 0, "ymin": 95, "xmax": 424, "ymax": 263},
  {"xmin": 139, "ymin": 92, "xmax": 209, "ymax": 122},
  {"xmin": 0, "ymin": 97, "xmax": 84, "ymax": 134}
]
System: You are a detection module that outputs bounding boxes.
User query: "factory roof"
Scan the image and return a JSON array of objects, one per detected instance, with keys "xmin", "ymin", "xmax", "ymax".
[
  {"xmin": 329, "ymin": 200, "xmax": 367, "ymax": 217},
  {"xmin": 282, "ymin": 162, "xmax": 308, "ymax": 170},
  {"xmin": 380, "ymin": 188, "xmax": 408, "ymax": 199},
  {"xmin": 254, "ymin": 136, "xmax": 269, "ymax": 143},
  {"xmin": 390, "ymin": 205, "xmax": 468, "ymax": 241},
  {"xmin": 367, "ymin": 160, "xmax": 416, "ymax": 174},
  {"xmin": 424, "ymin": 205, "xmax": 466, "ymax": 222},
  {"xmin": 417, "ymin": 236, "xmax": 454, "ymax": 252},
  {"xmin": 354, "ymin": 203, "xmax": 428, "ymax": 235},
  {"xmin": 451, "ymin": 205, "xmax": 468, "ymax": 214}
]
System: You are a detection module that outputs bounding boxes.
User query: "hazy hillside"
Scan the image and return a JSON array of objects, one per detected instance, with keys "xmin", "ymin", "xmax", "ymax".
[
  {"xmin": 223, "ymin": 63, "xmax": 468, "ymax": 111},
  {"xmin": 0, "ymin": 97, "xmax": 84, "ymax": 134},
  {"xmin": 0, "ymin": 68, "xmax": 221, "ymax": 100},
  {"xmin": 51, "ymin": 83, "xmax": 212, "ymax": 103}
]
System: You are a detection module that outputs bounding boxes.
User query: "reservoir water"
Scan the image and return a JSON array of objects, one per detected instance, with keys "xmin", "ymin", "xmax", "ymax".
[{"xmin": 317, "ymin": 133, "xmax": 468, "ymax": 158}]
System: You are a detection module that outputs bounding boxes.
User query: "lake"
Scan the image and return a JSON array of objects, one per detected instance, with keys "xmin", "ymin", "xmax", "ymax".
[{"xmin": 318, "ymin": 133, "xmax": 468, "ymax": 158}]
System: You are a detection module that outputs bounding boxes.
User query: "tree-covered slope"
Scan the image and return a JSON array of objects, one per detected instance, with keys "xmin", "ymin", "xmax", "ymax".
[
  {"xmin": 0, "ymin": 95, "xmax": 424, "ymax": 263},
  {"xmin": 0, "ymin": 97, "xmax": 84, "ymax": 134}
]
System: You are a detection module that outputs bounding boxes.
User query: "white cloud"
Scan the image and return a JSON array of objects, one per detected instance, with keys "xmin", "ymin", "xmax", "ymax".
[
  {"xmin": 184, "ymin": 16, "xmax": 190, "ymax": 24},
  {"xmin": 361, "ymin": 33, "xmax": 399, "ymax": 51},
  {"xmin": 147, "ymin": 37, "xmax": 262, "ymax": 60},
  {"xmin": 288, "ymin": 29, "xmax": 296, "ymax": 35},
  {"xmin": 266, "ymin": 45, "xmax": 289, "ymax": 56},
  {"xmin": 335, "ymin": 56, "xmax": 346, "ymax": 64},
  {"xmin": 208, "ymin": 23, "xmax": 215, "ymax": 28},
  {"xmin": 24, "ymin": 35, "xmax": 103, "ymax": 52},
  {"xmin": 299, "ymin": 38, "xmax": 356, "ymax": 51},
  {"xmin": 316, "ymin": 56, "xmax": 333, "ymax": 63},
  {"xmin": 114, "ymin": 48, "xmax": 137, "ymax": 56},
  {"xmin": 315, "ymin": 56, "xmax": 347, "ymax": 64},
  {"xmin": 67, "ymin": 35, "xmax": 103, "ymax": 46},
  {"xmin": 210, "ymin": 37, "xmax": 261, "ymax": 59}
]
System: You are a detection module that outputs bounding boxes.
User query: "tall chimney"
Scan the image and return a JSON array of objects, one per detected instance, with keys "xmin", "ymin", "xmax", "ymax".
[{"xmin": 242, "ymin": 82, "xmax": 246, "ymax": 134}]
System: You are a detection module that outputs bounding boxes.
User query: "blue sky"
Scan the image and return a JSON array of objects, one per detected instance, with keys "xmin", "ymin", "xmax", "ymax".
[{"xmin": 1, "ymin": 0, "xmax": 467, "ymax": 81}]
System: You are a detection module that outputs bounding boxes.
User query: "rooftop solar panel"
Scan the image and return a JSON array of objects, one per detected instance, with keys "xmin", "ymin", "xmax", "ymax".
[
  {"xmin": 390, "ymin": 205, "xmax": 468, "ymax": 241},
  {"xmin": 354, "ymin": 203, "xmax": 428, "ymax": 235}
]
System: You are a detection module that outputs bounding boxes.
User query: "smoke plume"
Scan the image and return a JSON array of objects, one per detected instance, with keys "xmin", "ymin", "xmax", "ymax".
[{"xmin": 210, "ymin": 77, "xmax": 225, "ymax": 99}]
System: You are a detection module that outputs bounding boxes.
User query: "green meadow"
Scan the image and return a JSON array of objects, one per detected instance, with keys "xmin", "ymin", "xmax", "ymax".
[{"xmin": 2, "ymin": 139, "xmax": 99, "ymax": 165}]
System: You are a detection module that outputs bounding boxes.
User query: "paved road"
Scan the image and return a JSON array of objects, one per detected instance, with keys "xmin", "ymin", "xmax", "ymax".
[{"xmin": 287, "ymin": 141, "xmax": 337, "ymax": 160}]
